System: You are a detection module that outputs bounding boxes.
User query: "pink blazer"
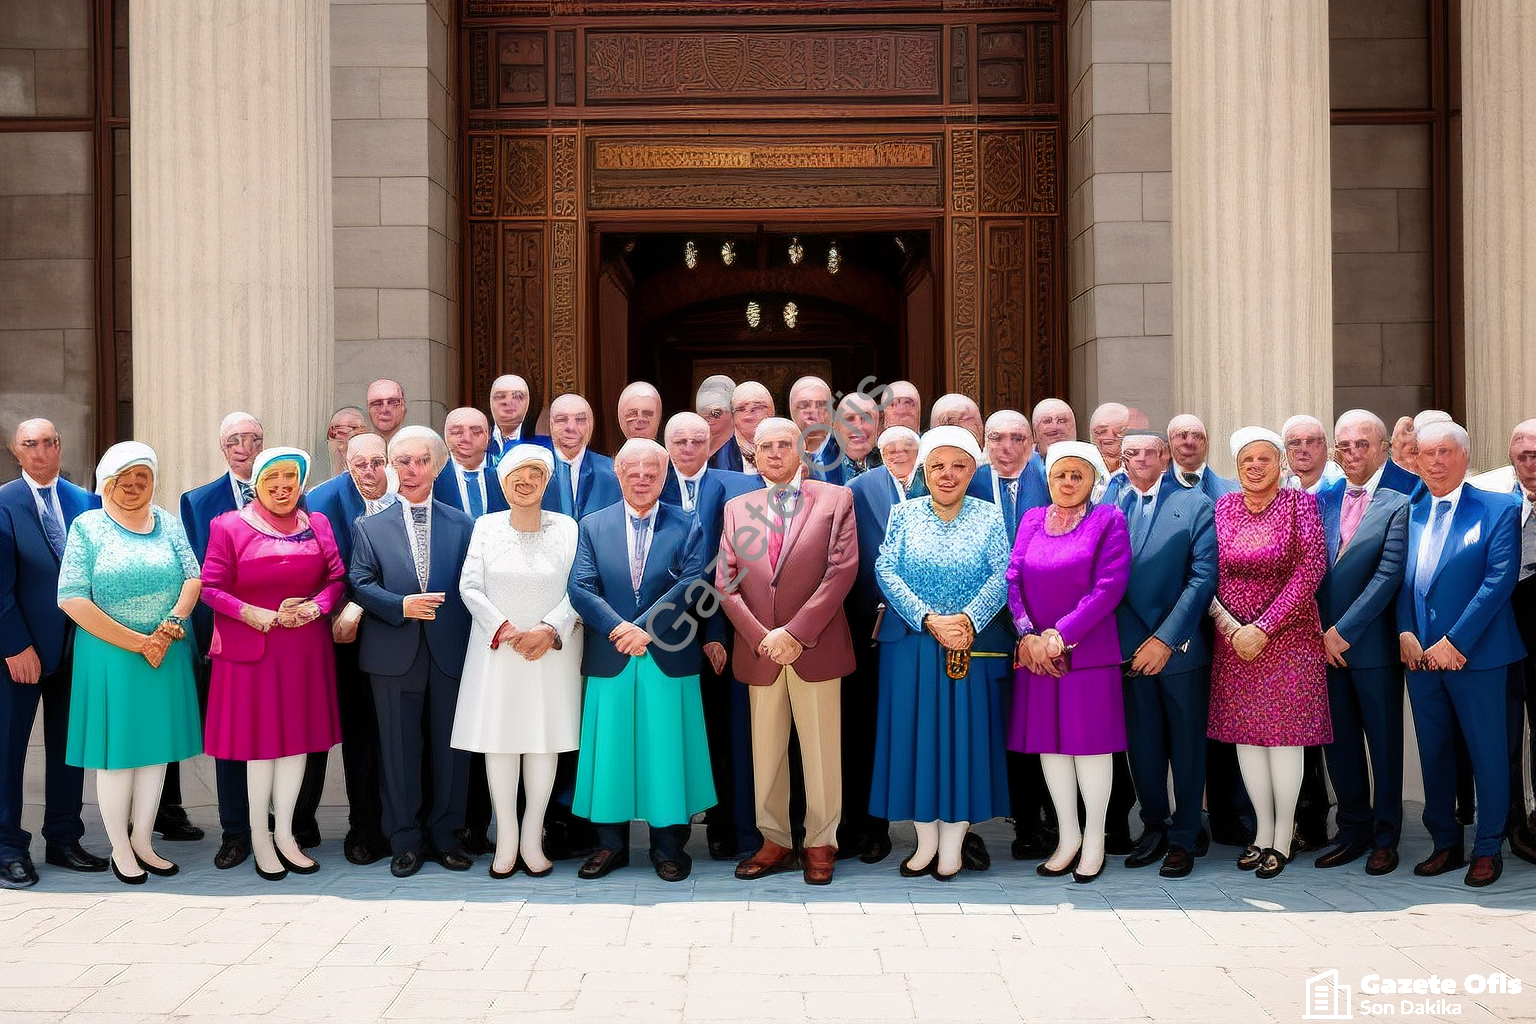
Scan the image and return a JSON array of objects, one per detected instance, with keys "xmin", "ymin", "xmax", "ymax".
[{"xmin": 716, "ymin": 479, "xmax": 859, "ymax": 685}]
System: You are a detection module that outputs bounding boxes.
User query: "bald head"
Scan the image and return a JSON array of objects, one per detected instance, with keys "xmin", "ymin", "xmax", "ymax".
[
  {"xmin": 549, "ymin": 393, "xmax": 594, "ymax": 458},
  {"xmin": 1089, "ymin": 402, "xmax": 1130, "ymax": 470},
  {"xmin": 696, "ymin": 374, "xmax": 736, "ymax": 452},
  {"xmin": 617, "ymin": 381, "xmax": 663, "ymax": 441},
  {"xmin": 665, "ymin": 411, "xmax": 711, "ymax": 477},
  {"xmin": 1511, "ymin": 418, "xmax": 1536, "ymax": 497},
  {"xmin": 489, "ymin": 374, "xmax": 531, "ymax": 435},
  {"xmin": 365, "ymin": 379, "xmax": 407, "ymax": 439},
  {"xmin": 9, "ymin": 418, "xmax": 61, "ymax": 485},
  {"xmin": 732, "ymin": 381, "xmax": 775, "ymax": 444},
  {"xmin": 884, "ymin": 380, "xmax": 923, "ymax": 432},
  {"xmin": 444, "ymin": 406, "xmax": 491, "ymax": 469},
  {"xmin": 984, "ymin": 410, "xmax": 1032, "ymax": 478},
  {"xmin": 346, "ymin": 432, "xmax": 389, "ymax": 501},
  {"xmin": 788, "ymin": 376, "xmax": 833, "ymax": 435},
  {"xmin": 1032, "ymin": 398, "xmax": 1076, "ymax": 455},
  {"xmin": 218, "ymin": 411, "xmax": 264, "ymax": 480},
  {"xmin": 1281, "ymin": 414, "xmax": 1329, "ymax": 487},
  {"xmin": 1166, "ymin": 414, "xmax": 1209, "ymax": 473},
  {"xmin": 930, "ymin": 393, "xmax": 984, "ymax": 445}
]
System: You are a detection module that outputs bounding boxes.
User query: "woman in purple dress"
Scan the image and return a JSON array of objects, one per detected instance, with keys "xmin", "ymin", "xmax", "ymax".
[
  {"xmin": 1007, "ymin": 441, "xmax": 1131, "ymax": 883},
  {"xmin": 201, "ymin": 448, "xmax": 345, "ymax": 880},
  {"xmin": 1208, "ymin": 427, "xmax": 1329, "ymax": 879}
]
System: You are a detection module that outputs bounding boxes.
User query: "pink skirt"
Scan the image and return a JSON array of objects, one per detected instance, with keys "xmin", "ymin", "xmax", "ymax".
[{"xmin": 204, "ymin": 621, "xmax": 342, "ymax": 760}]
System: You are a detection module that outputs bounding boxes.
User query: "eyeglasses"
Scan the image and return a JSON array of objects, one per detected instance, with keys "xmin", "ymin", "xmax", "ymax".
[
  {"xmin": 700, "ymin": 408, "xmax": 729, "ymax": 420},
  {"xmin": 221, "ymin": 433, "xmax": 264, "ymax": 450},
  {"xmin": 368, "ymin": 397, "xmax": 405, "ymax": 410},
  {"xmin": 1285, "ymin": 437, "xmax": 1327, "ymax": 450},
  {"xmin": 327, "ymin": 426, "xmax": 360, "ymax": 440},
  {"xmin": 1334, "ymin": 439, "xmax": 1374, "ymax": 453},
  {"xmin": 985, "ymin": 432, "xmax": 1030, "ymax": 445},
  {"xmin": 349, "ymin": 457, "xmax": 387, "ymax": 471},
  {"xmin": 16, "ymin": 437, "xmax": 60, "ymax": 450}
]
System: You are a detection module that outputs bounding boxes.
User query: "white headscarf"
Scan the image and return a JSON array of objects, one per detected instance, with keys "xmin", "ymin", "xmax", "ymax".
[
  {"xmin": 496, "ymin": 443, "xmax": 555, "ymax": 485},
  {"xmin": 917, "ymin": 425, "xmax": 983, "ymax": 466},
  {"xmin": 1229, "ymin": 426, "xmax": 1284, "ymax": 462},
  {"xmin": 94, "ymin": 441, "xmax": 157, "ymax": 495},
  {"xmin": 1043, "ymin": 440, "xmax": 1109, "ymax": 484}
]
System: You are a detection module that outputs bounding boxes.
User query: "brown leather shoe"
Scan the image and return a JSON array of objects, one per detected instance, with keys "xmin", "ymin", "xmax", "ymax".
[
  {"xmin": 734, "ymin": 840, "xmax": 794, "ymax": 880},
  {"xmin": 1413, "ymin": 845, "xmax": 1465, "ymax": 877},
  {"xmin": 1465, "ymin": 853, "xmax": 1503, "ymax": 887},
  {"xmin": 802, "ymin": 845, "xmax": 836, "ymax": 886},
  {"xmin": 1364, "ymin": 848, "xmax": 1399, "ymax": 875}
]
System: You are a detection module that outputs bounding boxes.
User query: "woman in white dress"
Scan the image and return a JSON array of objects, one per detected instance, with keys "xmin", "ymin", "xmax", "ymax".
[{"xmin": 453, "ymin": 444, "xmax": 582, "ymax": 878}]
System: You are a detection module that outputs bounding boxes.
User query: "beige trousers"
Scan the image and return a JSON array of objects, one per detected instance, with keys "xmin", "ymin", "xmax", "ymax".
[{"xmin": 748, "ymin": 664, "xmax": 842, "ymax": 850}]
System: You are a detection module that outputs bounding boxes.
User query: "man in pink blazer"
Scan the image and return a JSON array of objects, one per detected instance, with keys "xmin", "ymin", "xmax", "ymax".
[{"xmin": 717, "ymin": 417, "xmax": 858, "ymax": 885}]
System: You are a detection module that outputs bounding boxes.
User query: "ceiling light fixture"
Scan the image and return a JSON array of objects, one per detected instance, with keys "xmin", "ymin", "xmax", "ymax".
[
  {"xmin": 827, "ymin": 240, "xmax": 841, "ymax": 275},
  {"xmin": 684, "ymin": 239, "xmax": 698, "ymax": 269}
]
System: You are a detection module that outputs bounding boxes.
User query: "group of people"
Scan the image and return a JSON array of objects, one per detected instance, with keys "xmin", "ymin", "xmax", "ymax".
[{"xmin": 3, "ymin": 371, "xmax": 1533, "ymax": 892}]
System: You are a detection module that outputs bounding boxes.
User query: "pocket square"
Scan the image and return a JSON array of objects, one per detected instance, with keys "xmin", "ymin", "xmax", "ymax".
[{"xmin": 1463, "ymin": 522, "xmax": 1481, "ymax": 547}]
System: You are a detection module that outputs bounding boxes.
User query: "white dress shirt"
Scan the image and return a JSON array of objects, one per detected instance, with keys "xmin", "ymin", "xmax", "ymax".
[
  {"xmin": 1415, "ymin": 482, "xmax": 1464, "ymax": 581},
  {"xmin": 624, "ymin": 501, "xmax": 659, "ymax": 583},
  {"xmin": 1174, "ymin": 462, "xmax": 1207, "ymax": 487},
  {"xmin": 673, "ymin": 465, "xmax": 707, "ymax": 513},
  {"xmin": 453, "ymin": 457, "xmax": 490, "ymax": 514},
  {"xmin": 21, "ymin": 471, "xmax": 65, "ymax": 525}
]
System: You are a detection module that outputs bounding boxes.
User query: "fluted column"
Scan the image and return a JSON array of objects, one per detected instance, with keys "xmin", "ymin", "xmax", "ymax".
[
  {"xmin": 130, "ymin": 0, "xmax": 333, "ymax": 502},
  {"xmin": 1171, "ymin": 0, "xmax": 1333, "ymax": 472},
  {"xmin": 1462, "ymin": 2, "xmax": 1536, "ymax": 470}
]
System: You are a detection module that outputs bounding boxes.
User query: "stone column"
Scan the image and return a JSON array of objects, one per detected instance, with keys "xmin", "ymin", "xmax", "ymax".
[
  {"xmin": 1462, "ymin": 1, "xmax": 1536, "ymax": 470},
  {"xmin": 1170, "ymin": 0, "xmax": 1333, "ymax": 472},
  {"xmin": 130, "ymin": 0, "xmax": 334, "ymax": 502}
]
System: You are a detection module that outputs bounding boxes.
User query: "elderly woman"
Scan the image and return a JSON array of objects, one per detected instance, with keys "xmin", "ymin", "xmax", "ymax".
[
  {"xmin": 200, "ymin": 448, "xmax": 345, "ymax": 880},
  {"xmin": 1208, "ymin": 428, "xmax": 1329, "ymax": 878},
  {"xmin": 453, "ymin": 444, "xmax": 582, "ymax": 879},
  {"xmin": 1007, "ymin": 441, "xmax": 1131, "ymax": 883},
  {"xmin": 59, "ymin": 442, "xmax": 202, "ymax": 884},
  {"xmin": 869, "ymin": 426, "xmax": 1012, "ymax": 880},
  {"xmin": 569, "ymin": 438, "xmax": 714, "ymax": 882}
]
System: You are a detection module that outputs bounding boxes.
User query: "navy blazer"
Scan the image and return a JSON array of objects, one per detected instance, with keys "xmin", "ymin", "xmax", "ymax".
[
  {"xmin": 972, "ymin": 455, "xmax": 1050, "ymax": 541},
  {"xmin": 540, "ymin": 449, "xmax": 622, "ymax": 520},
  {"xmin": 1114, "ymin": 482, "xmax": 1218, "ymax": 672},
  {"xmin": 659, "ymin": 465, "xmax": 757, "ymax": 644},
  {"xmin": 710, "ymin": 435, "xmax": 746, "ymax": 473},
  {"xmin": 181, "ymin": 473, "xmax": 240, "ymax": 655},
  {"xmin": 488, "ymin": 424, "xmax": 552, "ymax": 465},
  {"xmin": 432, "ymin": 461, "xmax": 510, "ymax": 518},
  {"xmin": 0, "ymin": 477, "xmax": 97, "ymax": 674},
  {"xmin": 1377, "ymin": 459, "xmax": 1422, "ymax": 498},
  {"xmin": 349, "ymin": 499, "xmax": 474, "ymax": 678},
  {"xmin": 568, "ymin": 501, "xmax": 707, "ymax": 680},
  {"xmin": 848, "ymin": 467, "xmax": 906, "ymax": 616},
  {"xmin": 1315, "ymin": 478, "xmax": 1410, "ymax": 669},
  {"xmin": 1396, "ymin": 484, "xmax": 1525, "ymax": 671},
  {"xmin": 307, "ymin": 472, "xmax": 370, "ymax": 568},
  {"xmin": 1162, "ymin": 464, "xmax": 1237, "ymax": 502}
]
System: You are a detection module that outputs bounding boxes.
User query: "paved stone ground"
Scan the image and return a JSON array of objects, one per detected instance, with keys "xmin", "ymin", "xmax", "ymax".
[{"xmin": 3, "ymin": 806, "xmax": 1536, "ymax": 1024}]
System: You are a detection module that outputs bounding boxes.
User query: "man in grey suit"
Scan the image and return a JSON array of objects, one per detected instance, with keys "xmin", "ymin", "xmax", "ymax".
[
  {"xmin": 1115, "ymin": 430, "xmax": 1218, "ymax": 878},
  {"xmin": 349, "ymin": 426, "xmax": 476, "ymax": 879},
  {"xmin": 1313, "ymin": 409, "xmax": 1411, "ymax": 874}
]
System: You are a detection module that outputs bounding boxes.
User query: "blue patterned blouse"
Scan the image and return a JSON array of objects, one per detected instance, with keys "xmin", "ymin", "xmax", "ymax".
[{"xmin": 874, "ymin": 496, "xmax": 1010, "ymax": 635}]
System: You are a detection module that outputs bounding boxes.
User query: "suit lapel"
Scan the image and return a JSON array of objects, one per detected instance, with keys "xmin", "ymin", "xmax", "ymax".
[
  {"xmin": 640, "ymin": 508, "xmax": 681, "ymax": 603},
  {"xmin": 1429, "ymin": 493, "xmax": 1478, "ymax": 590},
  {"xmin": 771, "ymin": 483, "xmax": 815, "ymax": 584},
  {"xmin": 1319, "ymin": 485, "xmax": 1342, "ymax": 564}
]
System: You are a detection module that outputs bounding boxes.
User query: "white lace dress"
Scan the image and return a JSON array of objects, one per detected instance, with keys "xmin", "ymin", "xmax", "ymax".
[{"xmin": 451, "ymin": 511, "xmax": 583, "ymax": 753}]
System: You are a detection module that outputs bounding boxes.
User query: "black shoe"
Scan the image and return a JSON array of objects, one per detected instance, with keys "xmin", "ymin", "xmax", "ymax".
[
  {"xmin": 577, "ymin": 847, "xmax": 630, "ymax": 880},
  {"xmin": 390, "ymin": 850, "xmax": 423, "ymax": 878},
  {"xmin": 1010, "ymin": 827, "xmax": 1054, "ymax": 860},
  {"xmin": 1314, "ymin": 834, "xmax": 1371, "ymax": 869},
  {"xmin": 1194, "ymin": 827, "xmax": 1211, "ymax": 858},
  {"xmin": 139, "ymin": 856, "xmax": 179, "ymax": 877},
  {"xmin": 859, "ymin": 831, "xmax": 893, "ymax": 865},
  {"xmin": 899, "ymin": 852, "xmax": 935, "ymax": 878},
  {"xmin": 454, "ymin": 827, "xmax": 494, "ymax": 857},
  {"xmin": 1508, "ymin": 824, "xmax": 1536, "ymax": 866},
  {"xmin": 1072, "ymin": 857, "xmax": 1105, "ymax": 884},
  {"xmin": 960, "ymin": 831, "xmax": 990, "ymax": 871},
  {"xmin": 834, "ymin": 826, "xmax": 865, "ymax": 861},
  {"xmin": 111, "ymin": 858, "xmax": 146, "ymax": 886},
  {"xmin": 255, "ymin": 860, "xmax": 288, "ymax": 882},
  {"xmin": 1159, "ymin": 844, "xmax": 1194, "ymax": 878},
  {"xmin": 0, "ymin": 858, "xmax": 39, "ymax": 890},
  {"xmin": 435, "ymin": 847, "xmax": 474, "ymax": 872},
  {"xmin": 214, "ymin": 835, "xmax": 252, "ymax": 870},
  {"xmin": 1237, "ymin": 844, "xmax": 1263, "ymax": 870},
  {"xmin": 653, "ymin": 857, "xmax": 691, "ymax": 883},
  {"xmin": 1365, "ymin": 847, "xmax": 1400, "ymax": 875},
  {"xmin": 344, "ymin": 832, "xmax": 391, "ymax": 866},
  {"xmin": 489, "ymin": 859, "xmax": 516, "ymax": 879},
  {"xmin": 277, "ymin": 849, "xmax": 320, "ymax": 875},
  {"xmin": 1103, "ymin": 830, "xmax": 1134, "ymax": 857},
  {"xmin": 153, "ymin": 814, "xmax": 205, "ymax": 843},
  {"xmin": 544, "ymin": 817, "xmax": 599, "ymax": 861},
  {"xmin": 44, "ymin": 842, "xmax": 109, "ymax": 872},
  {"xmin": 293, "ymin": 827, "xmax": 323, "ymax": 851},
  {"xmin": 1124, "ymin": 828, "xmax": 1168, "ymax": 869},
  {"xmin": 1255, "ymin": 847, "xmax": 1289, "ymax": 879},
  {"xmin": 1413, "ymin": 845, "xmax": 1466, "ymax": 877},
  {"xmin": 707, "ymin": 834, "xmax": 738, "ymax": 862},
  {"xmin": 1036, "ymin": 850, "xmax": 1081, "ymax": 878}
]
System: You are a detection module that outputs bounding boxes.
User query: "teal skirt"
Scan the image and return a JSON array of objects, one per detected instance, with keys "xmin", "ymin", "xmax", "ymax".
[
  {"xmin": 572, "ymin": 652, "xmax": 716, "ymax": 826},
  {"xmin": 67, "ymin": 630, "xmax": 203, "ymax": 770}
]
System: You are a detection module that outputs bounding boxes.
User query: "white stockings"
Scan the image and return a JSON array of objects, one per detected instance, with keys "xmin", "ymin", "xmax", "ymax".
[
  {"xmin": 247, "ymin": 754, "xmax": 311, "ymax": 874},
  {"xmin": 486, "ymin": 752, "xmax": 559, "ymax": 874},
  {"xmin": 1235, "ymin": 744, "xmax": 1304, "ymax": 857},
  {"xmin": 1040, "ymin": 753, "xmax": 1114, "ymax": 875},
  {"xmin": 96, "ymin": 764, "xmax": 171, "ymax": 876}
]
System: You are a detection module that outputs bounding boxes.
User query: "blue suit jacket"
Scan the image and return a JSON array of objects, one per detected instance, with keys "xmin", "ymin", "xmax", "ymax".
[
  {"xmin": 181, "ymin": 473, "xmax": 240, "ymax": 655},
  {"xmin": 540, "ymin": 449, "xmax": 622, "ymax": 520},
  {"xmin": 568, "ymin": 501, "xmax": 706, "ymax": 679},
  {"xmin": 659, "ymin": 466, "xmax": 757, "ymax": 643},
  {"xmin": 348, "ymin": 500, "xmax": 474, "ymax": 678},
  {"xmin": 307, "ymin": 473, "xmax": 370, "ymax": 569},
  {"xmin": 1114, "ymin": 482, "xmax": 1218, "ymax": 672},
  {"xmin": 488, "ymin": 424, "xmax": 552, "ymax": 465},
  {"xmin": 1377, "ymin": 459, "xmax": 1422, "ymax": 498},
  {"xmin": 1162, "ymin": 464, "xmax": 1237, "ymax": 502},
  {"xmin": 432, "ymin": 461, "xmax": 510, "ymax": 518},
  {"xmin": 0, "ymin": 477, "xmax": 98, "ymax": 674},
  {"xmin": 848, "ymin": 467, "xmax": 905, "ymax": 616},
  {"xmin": 971, "ymin": 454, "xmax": 1050, "ymax": 541},
  {"xmin": 1315, "ymin": 479, "xmax": 1410, "ymax": 669},
  {"xmin": 1396, "ymin": 484, "xmax": 1525, "ymax": 670},
  {"xmin": 710, "ymin": 435, "xmax": 746, "ymax": 473}
]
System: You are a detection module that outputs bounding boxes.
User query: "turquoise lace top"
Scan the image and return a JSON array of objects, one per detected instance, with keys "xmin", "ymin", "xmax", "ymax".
[{"xmin": 57, "ymin": 507, "xmax": 201, "ymax": 632}]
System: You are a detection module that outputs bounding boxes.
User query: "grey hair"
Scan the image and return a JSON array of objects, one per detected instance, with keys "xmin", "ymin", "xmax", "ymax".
[
  {"xmin": 219, "ymin": 411, "xmax": 262, "ymax": 439},
  {"xmin": 1416, "ymin": 420, "xmax": 1469, "ymax": 453},
  {"xmin": 618, "ymin": 381, "xmax": 662, "ymax": 406},
  {"xmin": 388, "ymin": 425, "xmax": 449, "ymax": 472},
  {"xmin": 695, "ymin": 374, "xmax": 736, "ymax": 412},
  {"xmin": 614, "ymin": 437, "xmax": 668, "ymax": 473},
  {"xmin": 1334, "ymin": 408, "xmax": 1387, "ymax": 441},
  {"xmin": 753, "ymin": 416, "xmax": 799, "ymax": 446},
  {"xmin": 1281, "ymin": 414, "xmax": 1327, "ymax": 440},
  {"xmin": 664, "ymin": 411, "xmax": 709, "ymax": 443},
  {"xmin": 930, "ymin": 392, "xmax": 980, "ymax": 426},
  {"xmin": 345, "ymin": 432, "xmax": 385, "ymax": 458},
  {"xmin": 1413, "ymin": 409, "xmax": 1452, "ymax": 431},
  {"xmin": 1088, "ymin": 402, "xmax": 1129, "ymax": 430},
  {"xmin": 985, "ymin": 409, "xmax": 1028, "ymax": 433}
]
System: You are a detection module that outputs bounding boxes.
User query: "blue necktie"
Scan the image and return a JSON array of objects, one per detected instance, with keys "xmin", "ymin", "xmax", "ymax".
[
  {"xmin": 1001, "ymin": 478, "xmax": 1019, "ymax": 537},
  {"xmin": 464, "ymin": 469, "xmax": 484, "ymax": 517},
  {"xmin": 630, "ymin": 515, "xmax": 650, "ymax": 592},
  {"xmin": 237, "ymin": 480, "xmax": 255, "ymax": 507},
  {"xmin": 1130, "ymin": 492, "xmax": 1154, "ymax": 552},
  {"xmin": 37, "ymin": 485, "xmax": 66, "ymax": 558},
  {"xmin": 684, "ymin": 478, "xmax": 697, "ymax": 508},
  {"xmin": 1414, "ymin": 499, "xmax": 1454, "ymax": 632},
  {"xmin": 554, "ymin": 459, "xmax": 575, "ymax": 517}
]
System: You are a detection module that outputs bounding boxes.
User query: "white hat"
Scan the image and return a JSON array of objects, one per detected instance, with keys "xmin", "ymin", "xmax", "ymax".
[
  {"xmin": 1043, "ymin": 440, "xmax": 1108, "ymax": 484},
  {"xmin": 876, "ymin": 425, "xmax": 920, "ymax": 451},
  {"xmin": 496, "ymin": 443, "xmax": 555, "ymax": 484},
  {"xmin": 1229, "ymin": 426, "xmax": 1284, "ymax": 461},
  {"xmin": 94, "ymin": 441, "xmax": 157, "ymax": 495},
  {"xmin": 917, "ymin": 425, "xmax": 983, "ymax": 466}
]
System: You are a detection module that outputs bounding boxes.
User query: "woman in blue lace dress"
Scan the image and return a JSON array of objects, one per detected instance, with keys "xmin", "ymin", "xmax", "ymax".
[{"xmin": 869, "ymin": 426, "xmax": 1012, "ymax": 880}]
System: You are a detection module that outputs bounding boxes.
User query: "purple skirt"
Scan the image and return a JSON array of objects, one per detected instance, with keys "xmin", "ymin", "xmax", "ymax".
[{"xmin": 1007, "ymin": 665, "xmax": 1127, "ymax": 756}]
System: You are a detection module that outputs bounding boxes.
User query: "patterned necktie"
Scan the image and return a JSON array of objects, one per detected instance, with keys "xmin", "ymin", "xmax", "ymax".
[
  {"xmin": 237, "ymin": 480, "xmax": 255, "ymax": 507},
  {"xmin": 554, "ymin": 458, "xmax": 575, "ymax": 517},
  {"xmin": 1130, "ymin": 492, "xmax": 1154, "ymax": 552},
  {"xmin": 1521, "ymin": 494, "xmax": 1536, "ymax": 582},
  {"xmin": 684, "ymin": 477, "xmax": 697, "ymax": 511},
  {"xmin": 409, "ymin": 505, "xmax": 430, "ymax": 590},
  {"xmin": 768, "ymin": 488, "xmax": 788, "ymax": 569},
  {"xmin": 1181, "ymin": 471, "xmax": 1199, "ymax": 488},
  {"xmin": 630, "ymin": 514, "xmax": 650, "ymax": 592},
  {"xmin": 37, "ymin": 485, "xmax": 66, "ymax": 558},
  {"xmin": 1338, "ymin": 486, "xmax": 1370, "ymax": 554},
  {"xmin": 464, "ymin": 469, "xmax": 484, "ymax": 517},
  {"xmin": 1001, "ymin": 478, "xmax": 1019, "ymax": 535}
]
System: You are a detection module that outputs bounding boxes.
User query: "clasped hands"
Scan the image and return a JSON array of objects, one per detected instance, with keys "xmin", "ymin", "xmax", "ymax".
[
  {"xmin": 1400, "ymin": 632, "xmax": 1466, "ymax": 672},
  {"xmin": 137, "ymin": 618, "xmax": 187, "ymax": 669},
  {"xmin": 239, "ymin": 597, "xmax": 325, "ymax": 635},
  {"xmin": 758, "ymin": 627, "xmax": 803, "ymax": 666},
  {"xmin": 492, "ymin": 621, "xmax": 560, "ymax": 661},
  {"xmin": 1015, "ymin": 627, "xmax": 1065, "ymax": 677},
  {"xmin": 926, "ymin": 613, "xmax": 973, "ymax": 652},
  {"xmin": 609, "ymin": 621, "xmax": 652, "ymax": 657}
]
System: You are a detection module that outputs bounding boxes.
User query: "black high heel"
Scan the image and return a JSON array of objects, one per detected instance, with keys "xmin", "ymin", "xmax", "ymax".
[
  {"xmin": 112, "ymin": 858, "xmax": 147, "ymax": 886},
  {"xmin": 276, "ymin": 849, "xmax": 319, "ymax": 875},
  {"xmin": 1072, "ymin": 855, "xmax": 1105, "ymax": 884},
  {"xmin": 1036, "ymin": 849, "xmax": 1082, "ymax": 878},
  {"xmin": 1237, "ymin": 844, "xmax": 1263, "ymax": 870},
  {"xmin": 1255, "ymin": 848, "xmax": 1289, "ymax": 879},
  {"xmin": 255, "ymin": 860, "xmax": 288, "ymax": 882},
  {"xmin": 489, "ymin": 860, "xmax": 516, "ymax": 879},
  {"xmin": 520, "ymin": 862, "xmax": 554, "ymax": 878},
  {"xmin": 140, "ymin": 858, "xmax": 179, "ymax": 877},
  {"xmin": 899, "ymin": 854, "xmax": 935, "ymax": 878}
]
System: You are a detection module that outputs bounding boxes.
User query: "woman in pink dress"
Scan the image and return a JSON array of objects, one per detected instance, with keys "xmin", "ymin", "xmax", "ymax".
[
  {"xmin": 201, "ymin": 447, "xmax": 345, "ymax": 880},
  {"xmin": 1208, "ymin": 427, "xmax": 1330, "ymax": 879}
]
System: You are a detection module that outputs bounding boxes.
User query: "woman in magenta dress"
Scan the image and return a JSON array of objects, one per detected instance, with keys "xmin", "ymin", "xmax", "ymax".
[
  {"xmin": 1007, "ymin": 441, "xmax": 1131, "ymax": 883},
  {"xmin": 1208, "ymin": 427, "xmax": 1330, "ymax": 879},
  {"xmin": 201, "ymin": 447, "xmax": 345, "ymax": 880}
]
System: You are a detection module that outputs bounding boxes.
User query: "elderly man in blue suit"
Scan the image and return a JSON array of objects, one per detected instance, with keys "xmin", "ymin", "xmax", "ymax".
[
  {"xmin": 486, "ymin": 374, "xmax": 550, "ymax": 463},
  {"xmin": 435, "ymin": 407, "xmax": 510, "ymax": 519},
  {"xmin": 813, "ymin": 392, "xmax": 883, "ymax": 486},
  {"xmin": 1399, "ymin": 420, "xmax": 1525, "ymax": 887},
  {"xmin": 660, "ymin": 412, "xmax": 759, "ymax": 860},
  {"xmin": 0, "ymin": 419, "xmax": 108, "ymax": 888},
  {"xmin": 350, "ymin": 426, "xmax": 476, "ymax": 879},
  {"xmin": 179, "ymin": 410, "xmax": 269, "ymax": 867},
  {"xmin": 543, "ymin": 394, "xmax": 621, "ymax": 521},
  {"xmin": 1114, "ymin": 430, "xmax": 1217, "ymax": 878},
  {"xmin": 1502, "ymin": 419, "xmax": 1536, "ymax": 864},
  {"xmin": 1311, "ymin": 410, "xmax": 1410, "ymax": 875},
  {"xmin": 306, "ymin": 431, "xmax": 395, "ymax": 865},
  {"xmin": 711, "ymin": 381, "xmax": 774, "ymax": 475}
]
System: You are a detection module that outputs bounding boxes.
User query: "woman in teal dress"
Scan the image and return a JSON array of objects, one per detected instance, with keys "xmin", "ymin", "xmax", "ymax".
[{"xmin": 59, "ymin": 442, "xmax": 202, "ymax": 885}]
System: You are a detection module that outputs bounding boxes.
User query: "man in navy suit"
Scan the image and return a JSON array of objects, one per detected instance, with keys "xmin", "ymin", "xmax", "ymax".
[
  {"xmin": 1114, "ymin": 430, "xmax": 1217, "ymax": 878},
  {"xmin": 1498, "ymin": 419, "xmax": 1536, "ymax": 864},
  {"xmin": 659, "ymin": 413, "xmax": 759, "ymax": 860},
  {"xmin": 696, "ymin": 374, "xmax": 737, "ymax": 471},
  {"xmin": 350, "ymin": 426, "xmax": 476, "ymax": 879},
  {"xmin": 1164, "ymin": 414, "xmax": 1237, "ymax": 500},
  {"xmin": 712, "ymin": 381, "xmax": 774, "ymax": 474},
  {"xmin": 0, "ymin": 419, "xmax": 108, "ymax": 888},
  {"xmin": 487, "ymin": 374, "xmax": 550, "ymax": 463},
  {"xmin": 813, "ymin": 392, "xmax": 882, "ymax": 486},
  {"xmin": 1379, "ymin": 416, "xmax": 1422, "ymax": 496},
  {"xmin": 542, "ymin": 394, "xmax": 621, "ymax": 522},
  {"xmin": 1312, "ymin": 411, "xmax": 1411, "ymax": 875},
  {"xmin": 1399, "ymin": 420, "xmax": 1525, "ymax": 887},
  {"xmin": 306, "ymin": 432, "xmax": 395, "ymax": 865},
  {"xmin": 179, "ymin": 410, "xmax": 267, "ymax": 867}
]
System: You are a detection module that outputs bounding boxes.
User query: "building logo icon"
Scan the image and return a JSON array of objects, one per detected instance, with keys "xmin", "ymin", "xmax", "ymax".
[{"xmin": 1303, "ymin": 969, "xmax": 1353, "ymax": 1019}]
